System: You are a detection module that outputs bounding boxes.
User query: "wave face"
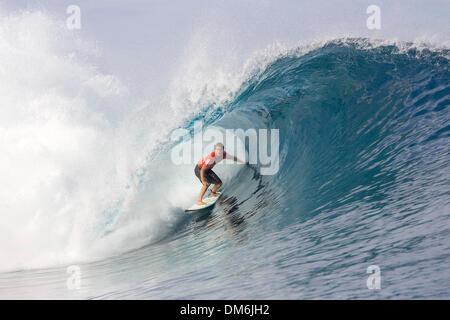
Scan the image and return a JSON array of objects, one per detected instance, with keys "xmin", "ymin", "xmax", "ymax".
[
  {"xmin": 182, "ymin": 40, "xmax": 449, "ymax": 299},
  {"xmin": 222, "ymin": 40, "xmax": 450, "ymax": 230},
  {"xmin": 1, "ymin": 33, "xmax": 449, "ymax": 298}
]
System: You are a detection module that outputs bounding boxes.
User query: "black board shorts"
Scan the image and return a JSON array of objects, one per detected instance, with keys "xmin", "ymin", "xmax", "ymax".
[{"xmin": 195, "ymin": 165, "xmax": 222, "ymax": 185}]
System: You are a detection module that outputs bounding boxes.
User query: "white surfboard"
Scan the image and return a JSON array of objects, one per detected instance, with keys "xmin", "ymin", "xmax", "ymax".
[{"xmin": 185, "ymin": 192, "xmax": 221, "ymax": 212}]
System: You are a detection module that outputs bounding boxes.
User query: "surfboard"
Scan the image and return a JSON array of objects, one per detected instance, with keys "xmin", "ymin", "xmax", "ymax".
[{"xmin": 185, "ymin": 192, "xmax": 221, "ymax": 212}]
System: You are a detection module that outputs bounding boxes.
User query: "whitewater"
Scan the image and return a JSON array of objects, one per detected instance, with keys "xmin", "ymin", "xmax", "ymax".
[{"xmin": 0, "ymin": 2, "xmax": 449, "ymax": 299}]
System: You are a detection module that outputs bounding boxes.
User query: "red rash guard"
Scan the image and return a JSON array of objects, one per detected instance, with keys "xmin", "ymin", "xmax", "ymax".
[{"xmin": 197, "ymin": 151, "xmax": 231, "ymax": 170}]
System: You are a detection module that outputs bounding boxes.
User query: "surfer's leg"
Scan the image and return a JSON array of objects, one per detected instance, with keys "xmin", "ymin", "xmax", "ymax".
[
  {"xmin": 197, "ymin": 182, "xmax": 210, "ymax": 205},
  {"xmin": 195, "ymin": 165, "xmax": 210, "ymax": 205},
  {"xmin": 211, "ymin": 183, "xmax": 222, "ymax": 196},
  {"xmin": 208, "ymin": 170, "xmax": 222, "ymax": 196},
  {"xmin": 194, "ymin": 165, "xmax": 203, "ymax": 183}
]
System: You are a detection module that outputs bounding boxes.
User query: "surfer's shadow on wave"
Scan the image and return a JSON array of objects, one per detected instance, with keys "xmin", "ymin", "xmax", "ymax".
[
  {"xmin": 217, "ymin": 196, "xmax": 250, "ymax": 244},
  {"xmin": 190, "ymin": 195, "xmax": 249, "ymax": 242}
]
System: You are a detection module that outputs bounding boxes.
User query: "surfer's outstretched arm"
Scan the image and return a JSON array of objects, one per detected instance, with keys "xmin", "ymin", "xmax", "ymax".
[
  {"xmin": 232, "ymin": 155, "xmax": 248, "ymax": 165},
  {"xmin": 225, "ymin": 152, "xmax": 248, "ymax": 165}
]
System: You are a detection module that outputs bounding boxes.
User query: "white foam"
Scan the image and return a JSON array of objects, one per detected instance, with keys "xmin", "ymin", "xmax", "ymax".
[
  {"xmin": 0, "ymin": 9, "xmax": 249, "ymax": 272},
  {"xmin": 0, "ymin": 9, "xmax": 189, "ymax": 271}
]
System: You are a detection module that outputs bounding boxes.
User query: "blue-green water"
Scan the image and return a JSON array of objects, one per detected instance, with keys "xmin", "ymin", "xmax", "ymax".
[{"xmin": 1, "ymin": 40, "xmax": 449, "ymax": 299}]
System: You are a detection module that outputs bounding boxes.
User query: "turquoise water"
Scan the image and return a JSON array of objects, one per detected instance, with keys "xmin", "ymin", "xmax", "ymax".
[{"xmin": 1, "ymin": 40, "xmax": 449, "ymax": 299}]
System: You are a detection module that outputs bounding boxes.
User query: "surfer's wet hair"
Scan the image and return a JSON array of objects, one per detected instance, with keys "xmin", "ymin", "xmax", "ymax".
[{"xmin": 214, "ymin": 142, "xmax": 224, "ymax": 150}]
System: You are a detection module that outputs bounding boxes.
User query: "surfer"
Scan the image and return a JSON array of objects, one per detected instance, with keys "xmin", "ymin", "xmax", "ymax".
[{"xmin": 195, "ymin": 142, "xmax": 248, "ymax": 205}]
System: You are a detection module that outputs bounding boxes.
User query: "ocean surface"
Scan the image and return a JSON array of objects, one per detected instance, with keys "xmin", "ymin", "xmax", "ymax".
[{"xmin": 0, "ymin": 8, "xmax": 449, "ymax": 299}]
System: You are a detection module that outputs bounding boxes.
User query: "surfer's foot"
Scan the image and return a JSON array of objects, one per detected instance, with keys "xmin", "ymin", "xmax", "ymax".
[
  {"xmin": 197, "ymin": 200, "xmax": 207, "ymax": 205},
  {"xmin": 210, "ymin": 192, "xmax": 220, "ymax": 197}
]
